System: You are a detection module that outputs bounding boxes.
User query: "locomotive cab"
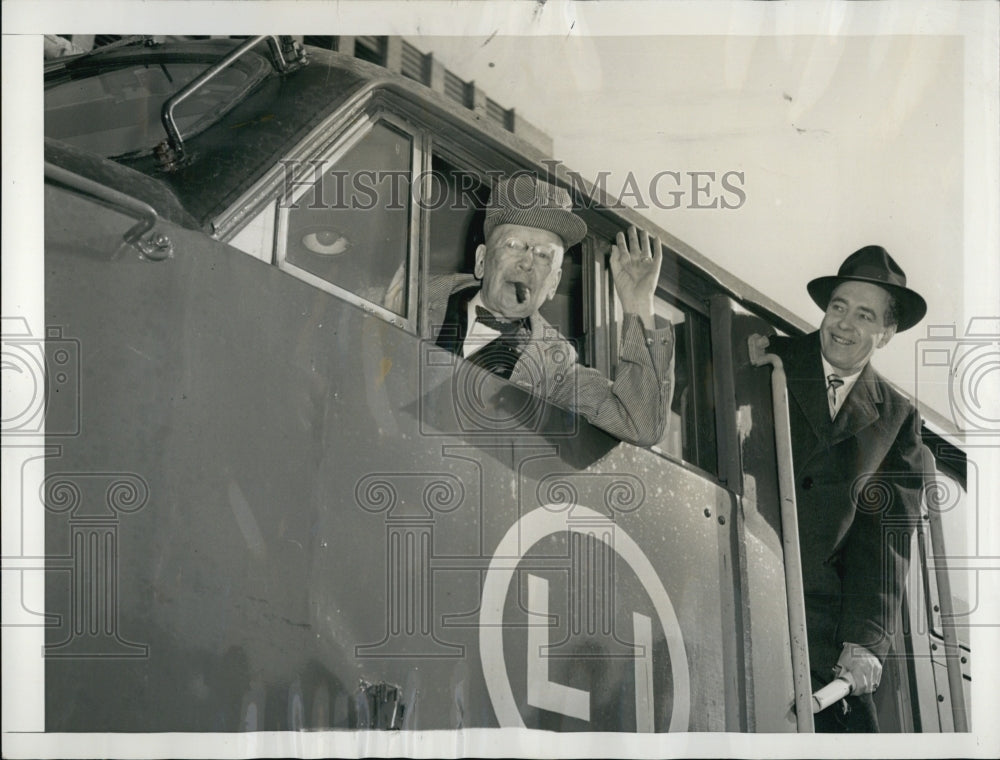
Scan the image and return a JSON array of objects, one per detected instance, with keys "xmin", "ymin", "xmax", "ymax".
[{"xmin": 37, "ymin": 35, "xmax": 969, "ymax": 736}]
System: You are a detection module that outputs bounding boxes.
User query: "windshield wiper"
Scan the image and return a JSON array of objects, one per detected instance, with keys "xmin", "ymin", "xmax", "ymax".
[{"xmin": 44, "ymin": 35, "xmax": 155, "ymax": 75}]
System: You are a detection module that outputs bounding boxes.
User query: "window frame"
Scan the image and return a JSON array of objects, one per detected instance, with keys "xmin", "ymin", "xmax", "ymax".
[
  {"xmin": 416, "ymin": 138, "xmax": 606, "ymax": 382},
  {"xmin": 582, "ymin": 234, "xmax": 612, "ymax": 377},
  {"xmin": 659, "ymin": 289, "xmax": 719, "ymax": 476},
  {"xmin": 267, "ymin": 111, "xmax": 422, "ymax": 333},
  {"xmin": 603, "ymin": 254, "xmax": 721, "ymax": 478}
]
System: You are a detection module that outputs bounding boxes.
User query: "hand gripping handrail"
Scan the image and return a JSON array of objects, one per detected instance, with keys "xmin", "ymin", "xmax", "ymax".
[
  {"xmin": 158, "ymin": 35, "xmax": 306, "ymax": 168},
  {"xmin": 811, "ymin": 674, "xmax": 853, "ymax": 714},
  {"xmin": 748, "ymin": 334, "xmax": 815, "ymax": 732}
]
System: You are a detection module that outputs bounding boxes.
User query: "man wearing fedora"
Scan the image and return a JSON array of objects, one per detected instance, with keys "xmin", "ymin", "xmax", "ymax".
[
  {"xmin": 767, "ymin": 245, "xmax": 929, "ymax": 732},
  {"xmin": 426, "ymin": 174, "xmax": 673, "ymax": 447}
]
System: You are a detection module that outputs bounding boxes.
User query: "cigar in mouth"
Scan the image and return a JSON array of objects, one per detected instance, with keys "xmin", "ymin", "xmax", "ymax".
[{"xmin": 514, "ymin": 282, "xmax": 528, "ymax": 303}]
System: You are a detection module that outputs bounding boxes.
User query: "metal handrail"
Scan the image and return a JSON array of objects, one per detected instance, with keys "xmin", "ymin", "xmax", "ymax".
[
  {"xmin": 44, "ymin": 162, "xmax": 173, "ymax": 261},
  {"xmin": 158, "ymin": 35, "xmax": 306, "ymax": 167},
  {"xmin": 748, "ymin": 334, "xmax": 815, "ymax": 732},
  {"xmin": 923, "ymin": 448, "xmax": 971, "ymax": 732}
]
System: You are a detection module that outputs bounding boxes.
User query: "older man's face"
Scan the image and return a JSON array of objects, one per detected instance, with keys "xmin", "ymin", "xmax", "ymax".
[
  {"xmin": 820, "ymin": 280, "xmax": 897, "ymax": 375},
  {"xmin": 475, "ymin": 223, "xmax": 564, "ymax": 320}
]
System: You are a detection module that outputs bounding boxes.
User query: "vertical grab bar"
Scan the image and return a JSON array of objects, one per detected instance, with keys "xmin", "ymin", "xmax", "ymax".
[
  {"xmin": 923, "ymin": 449, "xmax": 970, "ymax": 732},
  {"xmin": 748, "ymin": 334, "xmax": 815, "ymax": 732}
]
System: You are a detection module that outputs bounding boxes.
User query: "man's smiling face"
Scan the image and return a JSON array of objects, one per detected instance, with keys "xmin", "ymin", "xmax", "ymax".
[
  {"xmin": 819, "ymin": 280, "xmax": 897, "ymax": 375},
  {"xmin": 475, "ymin": 223, "xmax": 565, "ymax": 320}
]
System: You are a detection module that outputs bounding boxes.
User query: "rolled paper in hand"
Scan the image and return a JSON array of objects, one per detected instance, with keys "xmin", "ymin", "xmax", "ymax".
[{"xmin": 811, "ymin": 675, "xmax": 855, "ymax": 714}]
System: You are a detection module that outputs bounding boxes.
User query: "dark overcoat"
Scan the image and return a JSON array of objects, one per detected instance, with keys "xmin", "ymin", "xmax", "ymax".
[{"xmin": 769, "ymin": 332, "xmax": 926, "ymax": 680}]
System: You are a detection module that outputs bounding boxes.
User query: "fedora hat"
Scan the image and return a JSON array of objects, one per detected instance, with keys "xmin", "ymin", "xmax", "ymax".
[
  {"xmin": 807, "ymin": 245, "xmax": 927, "ymax": 332},
  {"xmin": 483, "ymin": 174, "xmax": 587, "ymax": 249}
]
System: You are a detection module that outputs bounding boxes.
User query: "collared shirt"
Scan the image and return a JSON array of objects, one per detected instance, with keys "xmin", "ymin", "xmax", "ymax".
[{"xmin": 821, "ymin": 355, "xmax": 862, "ymax": 418}]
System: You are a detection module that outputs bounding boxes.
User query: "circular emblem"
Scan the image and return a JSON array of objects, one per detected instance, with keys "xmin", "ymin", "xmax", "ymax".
[{"xmin": 479, "ymin": 505, "xmax": 690, "ymax": 731}]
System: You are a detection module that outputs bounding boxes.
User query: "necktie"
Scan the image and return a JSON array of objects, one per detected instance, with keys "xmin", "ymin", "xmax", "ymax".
[
  {"xmin": 470, "ymin": 307, "xmax": 528, "ymax": 379},
  {"xmin": 827, "ymin": 374, "xmax": 844, "ymax": 418}
]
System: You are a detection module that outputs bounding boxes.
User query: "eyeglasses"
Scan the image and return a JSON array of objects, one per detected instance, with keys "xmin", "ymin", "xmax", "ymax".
[{"xmin": 497, "ymin": 237, "xmax": 562, "ymax": 264}]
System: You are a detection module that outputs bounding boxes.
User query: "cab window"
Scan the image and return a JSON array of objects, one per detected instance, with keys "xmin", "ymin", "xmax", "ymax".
[
  {"xmin": 649, "ymin": 293, "xmax": 717, "ymax": 474},
  {"xmin": 425, "ymin": 154, "xmax": 488, "ymax": 278},
  {"xmin": 425, "ymin": 154, "xmax": 586, "ymax": 348},
  {"xmin": 606, "ymin": 277, "xmax": 717, "ymax": 473},
  {"xmin": 275, "ymin": 120, "xmax": 415, "ymax": 324}
]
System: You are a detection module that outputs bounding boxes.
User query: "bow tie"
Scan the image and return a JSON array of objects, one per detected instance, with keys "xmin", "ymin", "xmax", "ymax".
[
  {"xmin": 469, "ymin": 306, "xmax": 529, "ymax": 379},
  {"xmin": 475, "ymin": 306, "xmax": 528, "ymax": 337}
]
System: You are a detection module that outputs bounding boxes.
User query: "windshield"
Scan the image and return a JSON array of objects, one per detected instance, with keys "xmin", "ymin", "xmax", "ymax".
[{"xmin": 45, "ymin": 55, "xmax": 270, "ymax": 158}]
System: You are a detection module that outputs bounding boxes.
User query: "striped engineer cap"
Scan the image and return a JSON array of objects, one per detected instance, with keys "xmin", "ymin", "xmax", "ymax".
[{"xmin": 483, "ymin": 174, "xmax": 587, "ymax": 249}]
